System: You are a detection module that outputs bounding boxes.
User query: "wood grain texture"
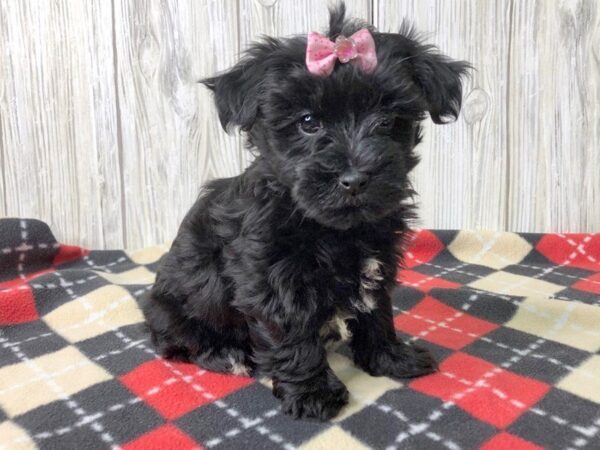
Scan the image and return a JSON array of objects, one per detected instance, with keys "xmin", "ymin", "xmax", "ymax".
[
  {"xmin": 1, "ymin": 0, "xmax": 598, "ymax": 248},
  {"xmin": 239, "ymin": 0, "xmax": 371, "ymax": 41},
  {"xmin": 375, "ymin": 0, "xmax": 511, "ymax": 231},
  {"xmin": 0, "ymin": 0, "xmax": 122, "ymax": 248},
  {"xmin": 508, "ymin": 0, "xmax": 600, "ymax": 232},
  {"xmin": 113, "ymin": 0, "xmax": 242, "ymax": 248}
]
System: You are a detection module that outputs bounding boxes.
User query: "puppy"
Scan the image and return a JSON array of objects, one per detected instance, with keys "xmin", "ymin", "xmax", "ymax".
[{"xmin": 142, "ymin": 3, "xmax": 469, "ymax": 420}]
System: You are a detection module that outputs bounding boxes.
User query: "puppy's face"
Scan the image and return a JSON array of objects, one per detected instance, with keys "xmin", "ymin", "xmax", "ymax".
[
  {"xmin": 204, "ymin": 8, "xmax": 468, "ymax": 230},
  {"xmin": 259, "ymin": 66, "xmax": 422, "ymax": 230}
]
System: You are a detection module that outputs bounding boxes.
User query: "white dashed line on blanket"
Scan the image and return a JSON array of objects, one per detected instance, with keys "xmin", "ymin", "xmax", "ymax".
[
  {"xmin": 0, "ymin": 330, "xmax": 119, "ymax": 449},
  {"xmin": 396, "ymin": 312, "xmax": 600, "ymax": 444},
  {"xmin": 82, "ymin": 255, "xmax": 129, "ymax": 272},
  {"xmin": 394, "ymin": 308, "xmax": 599, "ymax": 382},
  {"xmin": 1, "ymin": 242, "xmax": 60, "ymax": 255},
  {"xmin": 396, "ymin": 234, "xmax": 600, "ymax": 447},
  {"xmin": 0, "ymin": 274, "xmax": 99, "ymax": 295},
  {"xmin": 54, "ymin": 273, "xmax": 119, "ymax": 447},
  {"xmin": 53, "ymin": 282, "xmax": 299, "ymax": 450},
  {"xmin": 384, "ymin": 337, "xmax": 545, "ymax": 450}
]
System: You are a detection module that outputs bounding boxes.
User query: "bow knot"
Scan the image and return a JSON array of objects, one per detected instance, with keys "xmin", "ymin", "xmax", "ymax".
[{"xmin": 306, "ymin": 29, "xmax": 377, "ymax": 77}]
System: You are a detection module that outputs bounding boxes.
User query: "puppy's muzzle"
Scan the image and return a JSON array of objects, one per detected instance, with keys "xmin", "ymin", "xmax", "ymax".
[{"xmin": 338, "ymin": 169, "xmax": 369, "ymax": 196}]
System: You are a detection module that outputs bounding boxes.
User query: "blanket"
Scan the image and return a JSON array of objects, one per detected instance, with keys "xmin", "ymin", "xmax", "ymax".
[{"xmin": 0, "ymin": 218, "xmax": 599, "ymax": 450}]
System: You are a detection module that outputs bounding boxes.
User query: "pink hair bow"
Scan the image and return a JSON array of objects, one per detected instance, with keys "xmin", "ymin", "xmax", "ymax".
[{"xmin": 306, "ymin": 28, "xmax": 377, "ymax": 77}]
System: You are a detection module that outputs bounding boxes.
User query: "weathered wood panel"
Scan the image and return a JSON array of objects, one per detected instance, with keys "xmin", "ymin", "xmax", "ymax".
[
  {"xmin": 508, "ymin": 0, "xmax": 600, "ymax": 232},
  {"xmin": 113, "ymin": 0, "xmax": 242, "ymax": 248},
  {"xmin": 1, "ymin": 0, "xmax": 598, "ymax": 248},
  {"xmin": 0, "ymin": 0, "xmax": 122, "ymax": 248},
  {"xmin": 239, "ymin": 0, "xmax": 371, "ymax": 41},
  {"xmin": 375, "ymin": 0, "xmax": 511, "ymax": 231}
]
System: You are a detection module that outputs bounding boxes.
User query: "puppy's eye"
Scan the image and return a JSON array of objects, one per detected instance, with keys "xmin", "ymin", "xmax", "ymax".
[
  {"xmin": 299, "ymin": 114, "xmax": 322, "ymax": 134},
  {"xmin": 374, "ymin": 117, "xmax": 396, "ymax": 134}
]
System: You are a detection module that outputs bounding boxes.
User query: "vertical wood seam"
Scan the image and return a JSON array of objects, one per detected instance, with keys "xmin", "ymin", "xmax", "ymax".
[
  {"xmin": 0, "ymin": 3, "xmax": 10, "ymax": 215},
  {"xmin": 0, "ymin": 2, "xmax": 8, "ymax": 217},
  {"xmin": 504, "ymin": 0, "xmax": 514, "ymax": 231},
  {"xmin": 111, "ymin": 0, "xmax": 127, "ymax": 248},
  {"xmin": 0, "ymin": 112, "xmax": 7, "ymax": 214},
  {"xmin": 236, "ymin": 0, "xmax": 244, "ymax": 169},
  {"xmin": 369, "ymin": 0, "xmax": 375, "ymax": 26}
]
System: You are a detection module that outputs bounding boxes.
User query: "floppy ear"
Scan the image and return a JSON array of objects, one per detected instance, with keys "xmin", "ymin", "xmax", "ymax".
[
  {"xmin": 201, "ymin": 39, "xmax": 281, "ymax": 132},
  {"xmin": 379, "ymin": 24, "xmax": 471, "ymax": 124},
  {"xmin": 201, "ymin": 60, "xmax": 261, "ymax": 132},
  {"xmin": 411, "ymin": 51, "xmax": 470, "ymax": 124}
]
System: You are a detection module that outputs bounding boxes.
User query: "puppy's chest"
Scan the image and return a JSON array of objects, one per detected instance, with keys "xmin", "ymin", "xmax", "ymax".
[
  {"xmin": 319, "ymin": 254, "xmax": 386, "ymax": 346},
  {"xmin": 336, "ymin": 255, "xmax": 385, "ymax": 314},
  {"xmin": 274, "ymin": 224, "xmax": 394, "ymax": 312},
  {"xmin": 312, "ymin": 239, "xmax": 387, "ymax": 314}
]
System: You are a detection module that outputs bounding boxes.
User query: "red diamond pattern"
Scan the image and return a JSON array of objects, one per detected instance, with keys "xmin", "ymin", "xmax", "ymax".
[
  {"xmin": 122, "ymin": 424, "xmax": 201, "ymax": 450},
  {"xmin": 480, "ymin": 433, "xmax": 544, "ymax": 450},
  {"xmin": 394, "ymin": 296, "xmax": 498, "ymax": 349},
  {"xmin": 120, "ymin": 359, "xmax": 253, "ymax": 420},
  {"xmin": 403, "ymin": 229, "xmax": 445, "ymax": 269},
  {"xmin": 410, "ymin": 353, "xmax": 550, "ymax": 428},
  {"xmin": 572, "ymin": 272, "xmax": 600, "ymax": 294},
  {"xmin": 396, "ymin": 270, "xmax": 461, "ymax": 292},
  {"xmin": 536, "ymin": 234, "xmax": 600, "ymax": 271},
  {"xmin": 53, "ymin": 244, "xmax": 89, "ymax": 266},
  {"xmin": 0, "ymin": 285, "xmax": 38, "ymax": 325}
]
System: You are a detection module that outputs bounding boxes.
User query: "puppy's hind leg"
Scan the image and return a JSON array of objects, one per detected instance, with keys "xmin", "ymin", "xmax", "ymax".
[
  {"xmin": 189, "ymin": 322, "xmax": 254, "ymax": 376},
  {"xmin": 142, "ymin": 290, "xmax": 254, "ymax": 376}
]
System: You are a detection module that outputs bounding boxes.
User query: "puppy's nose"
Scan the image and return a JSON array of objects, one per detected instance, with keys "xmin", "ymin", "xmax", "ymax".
[{"xmin": 338, "ymin": 169, "xmax": 369, "ymax": 195}]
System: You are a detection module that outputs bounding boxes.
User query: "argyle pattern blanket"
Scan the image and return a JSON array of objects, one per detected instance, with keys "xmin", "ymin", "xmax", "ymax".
[{"xmin": 0, "ymin": 218, "xmax": 599, "ymax": 450}]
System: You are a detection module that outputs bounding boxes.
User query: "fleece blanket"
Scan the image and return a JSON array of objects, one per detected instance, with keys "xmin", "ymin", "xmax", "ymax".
[{"xmin": 0, "ymin": 218, "xmax": 599, "ymax": 450}]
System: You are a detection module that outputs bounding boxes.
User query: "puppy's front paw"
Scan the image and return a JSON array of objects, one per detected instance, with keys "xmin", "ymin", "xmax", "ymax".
[
  {"xmin": 359, "ymin": 342, "xmax": 437, "ymax": 379},
  {"xmin": 273, "ymin": 370, "xmax": 349, "ymax": 421}
]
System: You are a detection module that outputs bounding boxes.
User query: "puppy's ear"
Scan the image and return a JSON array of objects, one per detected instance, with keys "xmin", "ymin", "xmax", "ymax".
[
  {"xmin": 382, "ymin": 24, "xmax": 471, "ymax": 124},
  {"xmin": 411, "ymin": 50, "xmax": 470, "ymax": 124},
  {"xmin": 201, "ymin": 62, "xmax": 260, "ymax": 132},
  {"xmin": 201, "ymin": 41, "xmax": 276, "ymax": 132}
]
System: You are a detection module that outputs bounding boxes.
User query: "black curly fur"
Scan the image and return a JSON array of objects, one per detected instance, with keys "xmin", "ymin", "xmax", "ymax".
[{"xmin": 141, "ymin": 3, "xmax": 469, "ymax": 421}]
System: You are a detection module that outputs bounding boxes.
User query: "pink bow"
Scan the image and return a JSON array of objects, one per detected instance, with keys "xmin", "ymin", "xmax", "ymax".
[{"xmin": 306, "ymin": 29, "xmax": 377, "ymax": 77}]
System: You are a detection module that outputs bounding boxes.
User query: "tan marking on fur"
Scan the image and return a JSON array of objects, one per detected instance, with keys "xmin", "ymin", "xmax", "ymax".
[
  {"xmin": 228, "ymin": 355, "xmax": 249, "ymax": 376},
  {"xmin": 320, "ymin": 312, "xmax": 353, "ymax": 350},
  {"xmin": 361, "ymin": 291, "xmax": 377, "ymax": 311},
  {"xmin": 334, "ymin": 314, "xmax": 352, "ymax": 341},
  {"xmin": 362, "ymin": 258, "xmax": 383, "ymax": 281},
  {"xmin": 361, "ymin": 257, "xmax": 384, "ymax": 291},
  {"xmin": 353, "ymin": 290, "xmax": 377, "ymax": 313}
]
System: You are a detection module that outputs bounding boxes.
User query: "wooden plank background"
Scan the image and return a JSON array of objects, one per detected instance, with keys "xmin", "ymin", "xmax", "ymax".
[{"xmin": 0, "ymin": 0, "xmax": 598, "ymax": 249}]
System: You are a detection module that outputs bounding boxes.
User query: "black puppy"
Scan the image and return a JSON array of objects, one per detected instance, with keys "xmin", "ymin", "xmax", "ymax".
[{"xmin": 142, "ymin": 3, "xmax": 468, "ymax": 420}]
